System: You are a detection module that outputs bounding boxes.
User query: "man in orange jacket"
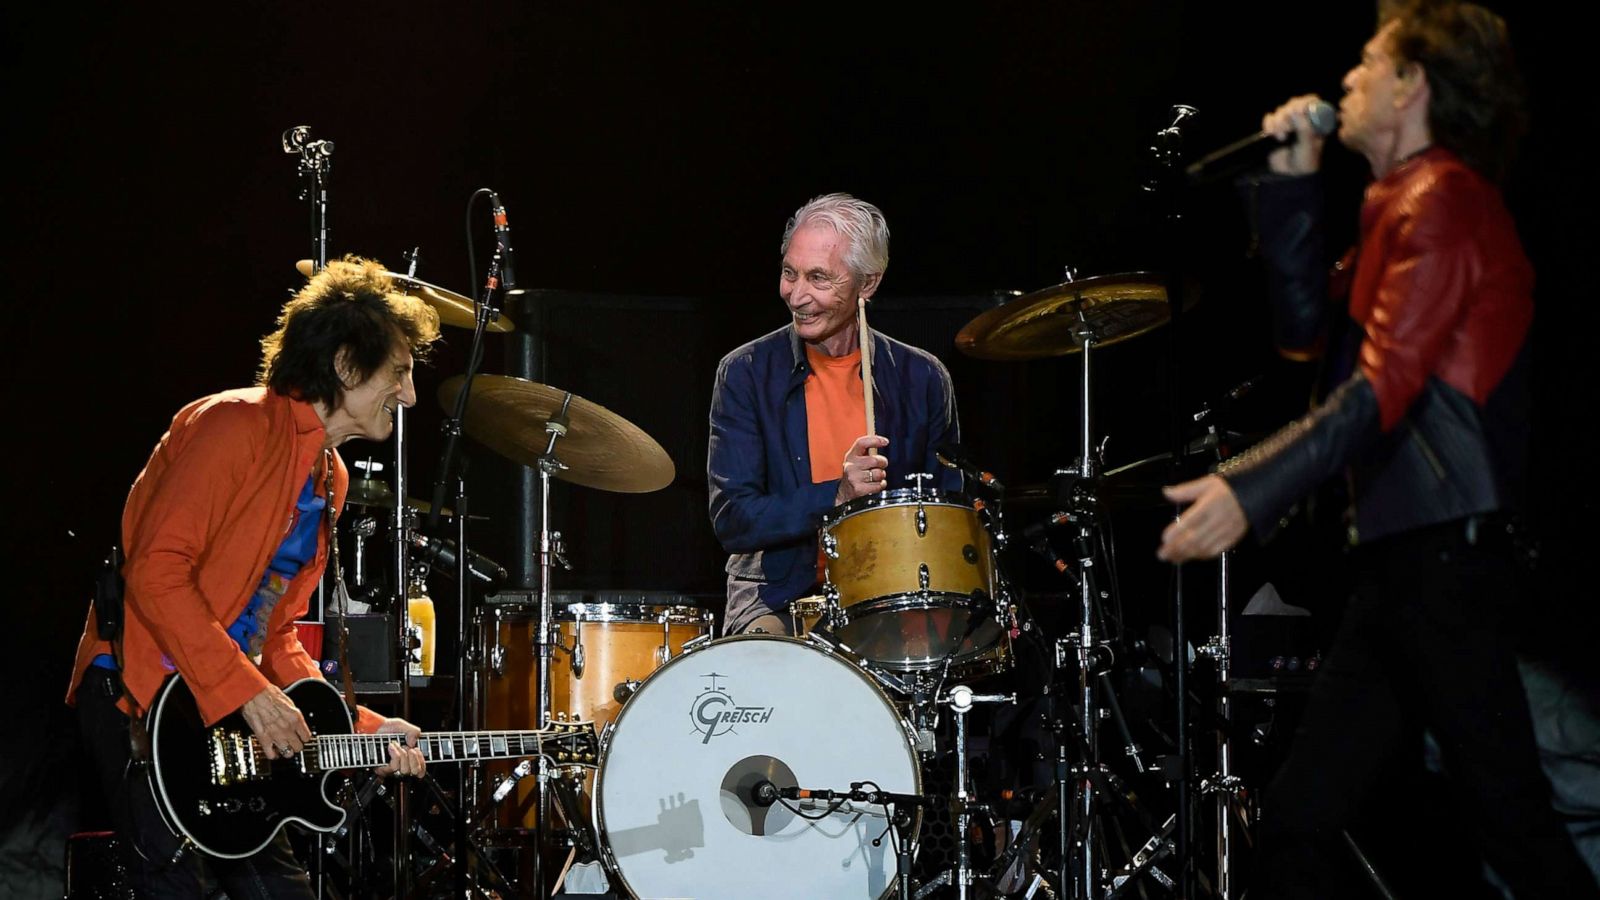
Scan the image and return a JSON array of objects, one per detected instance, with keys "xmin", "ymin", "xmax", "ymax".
[{"xmin": 67, "ymin": 256, "xmax": 441, "ymax": 897}]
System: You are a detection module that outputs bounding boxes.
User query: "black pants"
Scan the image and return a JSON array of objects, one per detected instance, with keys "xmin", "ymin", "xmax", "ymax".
[
  {"xmin": 76, "ymin": 667, "xmax": 316, "ymax": 899},
  {"xmin": 1256, "ymin": 518, "xmax": 1597, "ymax": 898}
]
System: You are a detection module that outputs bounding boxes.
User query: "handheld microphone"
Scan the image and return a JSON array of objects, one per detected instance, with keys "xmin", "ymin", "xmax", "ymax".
[
  {"xmin": 1185, "ymin": 99, "xmax": 1337, "ymax": 183},
  {"xmin": 489, "ymin": 191, "xmax": 517, "ymax": 292}
]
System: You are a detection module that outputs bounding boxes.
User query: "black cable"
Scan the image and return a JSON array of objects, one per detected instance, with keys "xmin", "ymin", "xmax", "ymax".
[{"xmin": 462, "ymin": 187, "xmax": 494, "ymax": 304}]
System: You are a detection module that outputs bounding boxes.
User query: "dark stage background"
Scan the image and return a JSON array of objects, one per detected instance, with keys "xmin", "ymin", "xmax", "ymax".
[{"xmin": 2, "ymin": 3, "xmax": 1587, "ymax": 897}]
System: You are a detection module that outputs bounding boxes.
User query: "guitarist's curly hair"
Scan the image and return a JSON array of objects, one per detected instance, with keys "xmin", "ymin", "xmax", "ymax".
[{"xmin": 258, "ymin": 255, "xmax": 441, "ymax": 406}]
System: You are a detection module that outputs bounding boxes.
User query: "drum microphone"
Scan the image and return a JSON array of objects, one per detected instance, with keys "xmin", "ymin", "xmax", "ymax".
[
  {"xmin": 935, "ymin": 442, "xmax": 1004, "ymax": 491},
  {"xmin": 411, "ymin": 534, "xmax": 507, "ymax": 584},
  {"xmin": 1023, "ymin": 512, "xmax": 1073, "ymax": 575},
  {"xmin": 751, "ymin": 780, "xmax": 782, "ymax": 807},
  {"xmin": 489, "ymin": 191, "xmax": 518, "ymax": 292},
  {"xmin": 1185, "ymin": 98, "xmax": 1338, "ymax": 183},
  {"xmin": 612, "ymin": 679, "xmax": 641, "ymax": 705},
  {"xmin": 777, "ymin": 785, "xmax": 839, "ymax": 802},
  {"xmin": 775, "ymin": 784, "xmax": 929, "ymax": 807}
]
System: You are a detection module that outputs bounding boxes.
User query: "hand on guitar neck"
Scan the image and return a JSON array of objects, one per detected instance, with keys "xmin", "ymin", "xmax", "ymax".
[
  {"xmin": 835, "ymin": 434, "xmax": 890, "ymax": 504},
  {"xmin": 371, "ymin": 717, "xmax": 426, "ymax": 777}
]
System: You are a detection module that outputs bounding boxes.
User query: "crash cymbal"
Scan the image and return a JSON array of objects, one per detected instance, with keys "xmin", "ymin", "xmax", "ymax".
[
  {"xmin": 955, "ymin": 272, "xmax": 1172, "ymax": 360},
  {"xmin": 438, "ymin": 374, "xmax": 675, "ymax": 493},
  {"xmin": 295, "ymin": 260, "xmax": 515, "ymax": 333}
]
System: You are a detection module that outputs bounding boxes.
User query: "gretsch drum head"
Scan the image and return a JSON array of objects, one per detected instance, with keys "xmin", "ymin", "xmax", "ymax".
[{"xmin": 596, "ymin": 635, "xmax": 920, "ymax": 900}]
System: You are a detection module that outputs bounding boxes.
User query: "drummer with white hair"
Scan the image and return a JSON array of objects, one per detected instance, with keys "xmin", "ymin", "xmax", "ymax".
[{"xmin": 707, "ymin": 192, "xmax": 962, "ymax": 636}]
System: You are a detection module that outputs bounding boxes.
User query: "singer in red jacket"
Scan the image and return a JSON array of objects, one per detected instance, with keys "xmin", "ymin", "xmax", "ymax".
[{"xmin": 1157, "ymin": 2, "xmax": 1595, "ymax": 896}]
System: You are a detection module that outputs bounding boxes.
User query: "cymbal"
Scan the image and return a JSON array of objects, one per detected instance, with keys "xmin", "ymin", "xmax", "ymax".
[
  {"xmin": 955, "ymin": 272, "xmax": 1172, "ymax": 360},
  {"xmin": 295, "ymin": 260, "xmax": 515, "ymax": 333},
  {"xmin": 345, "ymin": 478, "xmax": 471, "ymax": 518},
  {"xmin": 438, "ymin": 375, "xmax": 675, "ymax": 493}
]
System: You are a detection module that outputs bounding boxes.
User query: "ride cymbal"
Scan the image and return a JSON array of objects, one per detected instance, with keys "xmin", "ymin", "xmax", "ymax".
[
  {"xmin": 955, "ymin": 272, "xmax": 1173, "ymax": 360},
  {"xmin": 438, "ymin": 374, "xmax": 674, "ymax": 493},
  {"xmin": 295, "ymin": 259, "xmax": 515, "ymax": 333}
]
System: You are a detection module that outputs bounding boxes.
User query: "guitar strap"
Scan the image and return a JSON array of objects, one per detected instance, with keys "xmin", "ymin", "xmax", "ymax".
[{"xmin": 325, "ymin": 449, "xmax": 361, "ymax": 716}]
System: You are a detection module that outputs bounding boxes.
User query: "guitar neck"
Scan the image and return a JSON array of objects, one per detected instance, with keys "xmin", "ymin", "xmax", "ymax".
[{"xmin": 308, "ymin": 729, "xmax": 582, "ymax": 772}]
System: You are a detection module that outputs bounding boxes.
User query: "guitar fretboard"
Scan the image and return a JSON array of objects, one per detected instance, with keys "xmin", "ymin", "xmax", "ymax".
[{"xmin": 306, "ymin": 730, "xmax": 579, "ymax": 771}]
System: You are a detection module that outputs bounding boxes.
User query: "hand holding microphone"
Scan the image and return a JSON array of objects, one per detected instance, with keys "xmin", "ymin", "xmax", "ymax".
[
  {"xmin": 1262, "ymin": 95, "xmax": 1335, "ymax": 176},
  {"xmin": 1185, "ymin": 96, "xmax": 1337, "ymax": 183}
]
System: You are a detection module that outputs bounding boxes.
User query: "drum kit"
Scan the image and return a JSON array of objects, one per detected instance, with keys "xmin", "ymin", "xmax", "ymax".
[{"xmin": 285, "ymin": 122, "xmax": 1249, "ymax": 900}]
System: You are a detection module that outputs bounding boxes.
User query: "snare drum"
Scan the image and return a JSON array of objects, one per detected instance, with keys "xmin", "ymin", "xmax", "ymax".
[
  {"xmin": 821, "ymin": 486, "xmax": 1003, "ymax": 671},
  {"xmin": 596, "ymin": 635, "xmax": 921, "ymax": 900},
  {"xmin": 480, "ymin": 602, "xmax": 714, "ymax": 829}
]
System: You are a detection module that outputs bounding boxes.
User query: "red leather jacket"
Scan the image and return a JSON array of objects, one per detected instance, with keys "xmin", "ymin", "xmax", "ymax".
[{"xmin": 1221, "ymin": 147, "xmax": 1533, "ymax": 543}]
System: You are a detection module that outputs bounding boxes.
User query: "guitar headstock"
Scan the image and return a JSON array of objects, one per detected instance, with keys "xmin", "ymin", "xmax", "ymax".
[{"xmin": 544, "ymin": 719, "xmax": 599, "ymax": 766}]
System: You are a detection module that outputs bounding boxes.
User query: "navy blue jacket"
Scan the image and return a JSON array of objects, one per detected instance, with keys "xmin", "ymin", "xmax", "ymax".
[{"xmin": 707, "ymin": 324, "xmax": 960, "ymax": 633}]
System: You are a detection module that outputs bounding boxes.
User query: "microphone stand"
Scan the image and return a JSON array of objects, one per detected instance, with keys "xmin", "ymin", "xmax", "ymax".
[
  {"xmin": 281, "ymin": 124, "xmax": 332, "ymax": 271},
  {"xmin": 1149, "ymin": 102, "xmax": 1199, "ymax": 900},
  {"xmin": 422, "ymin": 251, "xmax": 503, "ymax": 897}
]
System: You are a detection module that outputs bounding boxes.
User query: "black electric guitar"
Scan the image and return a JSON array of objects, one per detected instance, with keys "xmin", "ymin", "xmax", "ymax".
[{"xmin": 148, "ymin": 675, "xmax": 596, "ymax": 858}]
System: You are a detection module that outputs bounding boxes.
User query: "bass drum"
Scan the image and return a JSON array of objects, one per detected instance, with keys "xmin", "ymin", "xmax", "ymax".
[{"xmin": 596, "ymin": 635, "xmax": 921, "ymax": 900}]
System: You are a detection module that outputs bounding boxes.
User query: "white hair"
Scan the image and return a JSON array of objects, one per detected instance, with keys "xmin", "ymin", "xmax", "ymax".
[{"xmin": 780, "ymin": 192, "xmax": 890, "ymax": 284}]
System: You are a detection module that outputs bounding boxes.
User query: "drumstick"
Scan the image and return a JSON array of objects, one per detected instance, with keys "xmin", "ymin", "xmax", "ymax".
[{"xmin": 857, "ymin": 296, "xmax": 877, "ymax": 456}]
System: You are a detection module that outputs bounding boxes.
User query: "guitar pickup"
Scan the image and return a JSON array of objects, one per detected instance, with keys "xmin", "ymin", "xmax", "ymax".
[{"xmin": 209, "ymin": 728, "xmax": 265, "ymax": 786}]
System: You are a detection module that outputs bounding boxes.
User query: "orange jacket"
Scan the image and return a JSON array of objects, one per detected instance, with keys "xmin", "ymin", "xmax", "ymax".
[{"xmin": 66, "ymin": 387, "xmax": 383, "ymax": 732}]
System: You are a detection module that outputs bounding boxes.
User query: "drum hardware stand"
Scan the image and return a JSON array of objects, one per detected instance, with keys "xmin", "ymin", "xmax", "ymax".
[
  {"xmin": 1193, "ymin": 611, "xmax": 1238, "ymax": 900},
  {"xmin": 501, "ymin": 392, "xmax": 575, "ymax": 897},
  {"xmin": 1105, "ymin": 814, "xmax": 1179, "ymax": 898},
  {"xmin": 1195, "ymin": 399, "xmax": 1243, "ymax": 900},
  {"xmin": 1068, "ymin": 314, "xmax": 1106, "ymax": 900},
  {"xmin": 779, "ymin": 782, "xmax": 930, "ymax": 899},
  {"xmin": 404, "ymin": 774, "xmax": 518, "ymax": 900},
  {"xmin": 1011, "ymin": 300, "xmax": 1160, "ymax": 899},
  {"xmin": 937, "ymin": 684, "xmax": 1017, "ymax": 900}
]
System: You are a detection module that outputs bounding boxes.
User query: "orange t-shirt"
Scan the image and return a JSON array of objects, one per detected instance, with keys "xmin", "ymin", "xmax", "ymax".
[{"xmin": 805, "ymin": 344, "xmax": 868, "ymax": 583}]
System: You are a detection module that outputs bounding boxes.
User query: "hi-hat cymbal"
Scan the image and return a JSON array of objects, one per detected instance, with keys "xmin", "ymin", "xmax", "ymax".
[
  {"xmin": 955, "ymin": 272, "xmax": 1173, "ymax": 360},
  {"xmin": 295, "ymin": 260, "xmax": 515, "ymax": 333},
  {"xmin": 438, "ymin": 375, "xmax": 675, "ymax": 493},
  {"xmin": 345, "ymin": 478, "xmax": 473, "ymax": 518}
]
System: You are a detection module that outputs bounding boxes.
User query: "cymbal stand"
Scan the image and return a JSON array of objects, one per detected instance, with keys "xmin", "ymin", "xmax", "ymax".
[
  {"xmin": 1064, "ymin": 314, "xmax": 1107, "ymax": 899},
  {"xmin": 527, "ymin": 395, "xmax": 573, "ymax": 894}
]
